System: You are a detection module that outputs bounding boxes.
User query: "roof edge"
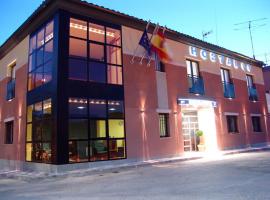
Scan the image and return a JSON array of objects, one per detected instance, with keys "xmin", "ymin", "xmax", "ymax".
[{"xmin": 0, "ymin": 0, "xmax": 265, "ymax": 67}]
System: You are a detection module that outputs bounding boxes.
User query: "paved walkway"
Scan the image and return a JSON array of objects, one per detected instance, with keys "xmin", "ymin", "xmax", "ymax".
[{"xmin": 1, "ymin": 150, "xmax": 270, "ymax": 199}]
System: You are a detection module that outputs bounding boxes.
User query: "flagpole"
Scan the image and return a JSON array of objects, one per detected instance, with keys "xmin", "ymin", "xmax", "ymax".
[
  {"xmin": 130, "ymin": 20, "xmax": 151, "ymax": 64},
  {"xmin": 146, "ymin": 23, "xmax": 159, "ymax": 66},
  {"xmin": 139, "ymin": 23, "xmax": 159, "ymax": 65}
]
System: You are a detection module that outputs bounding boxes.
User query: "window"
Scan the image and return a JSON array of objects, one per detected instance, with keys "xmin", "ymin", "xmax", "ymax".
[
  {"xmin": 6, "ymin": 62, "xmax": 16, "ymax": 101},
  {"xmin": 68, "ymin": 98, "xmax": 126, "ymax": 163},
  {"xmin": 186, "ymin": 60, "xmax": 199, "ymax": 77},
  {"xmin": 8, "ymin": 62, "xmax": 16, "ymax": 79},
  {"xmin": 186, "ymin": 60, "xmax": 204, "ymax": 95},
  {"xmin": 246, "ymin": 75, "xmax": 258, "ymax": 101},
  {"xmin": 159, "ymin": 114, "xmax": 169, "ymax": 137},
  {"xmin": 28, "ymin": 19, "xmax": 54, "ymax": 91},
  {"xmin": 26, "ymin": 99, "xmax": 52, "ymax": 163},
  {"xmin": 220, "ymin": 68, "xmax": 235, "ymax": 99},
  {"xmin": 246, "ymin": 75, "xmax": 254, "ymax": 87},
  {"xmin": 5, "ymin": 121, "xmax": 13, "ymax": 144},
  {"xmin": 68, "ymin": 17, "xmax": 123, "ymax": 85},
  {"xmin": 226, "ymin": 115, "xmax": 239, "ymax": 133},
  {"xmin": 220, "ymin": 68, "xmax": 230, "ymax": 83},
  {"xmin": 251, "ymin": 116, "xmax": 262, "ymax": 132}
]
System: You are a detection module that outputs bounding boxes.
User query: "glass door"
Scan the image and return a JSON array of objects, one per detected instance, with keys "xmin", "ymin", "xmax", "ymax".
[{"xmin": 182, "ymin": 111, "xmax": 199, "ymax": 152}]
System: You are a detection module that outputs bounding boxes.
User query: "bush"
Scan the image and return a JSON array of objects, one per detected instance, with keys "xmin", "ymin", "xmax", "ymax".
[{"xmin": 195, "ymin": 130, "xmax": 203, "ymax": 137}]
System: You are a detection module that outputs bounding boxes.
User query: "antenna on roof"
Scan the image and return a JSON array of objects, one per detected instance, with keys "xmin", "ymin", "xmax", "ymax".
[
  {"xmin": 234, "ymin": 18, "xmax": 267, "ymax": 59},
  {"xmin": 202, "ymin": 30, "xmax": 213, "ymax": 41}
]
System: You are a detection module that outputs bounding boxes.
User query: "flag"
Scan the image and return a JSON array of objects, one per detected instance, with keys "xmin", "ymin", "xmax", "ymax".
[
  {"xmin": 151, "ymin": 30, "xmax": 171, "ymax": 62},
  {"xmin": 139, "ymin": 29, "xmax": 151, "ymax": 57}
]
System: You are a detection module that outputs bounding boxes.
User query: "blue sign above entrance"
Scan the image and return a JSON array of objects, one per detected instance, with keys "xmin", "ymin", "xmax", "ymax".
[{"xmin": 177, "ymin": 98, "xmax": 217, "ymax": 108}]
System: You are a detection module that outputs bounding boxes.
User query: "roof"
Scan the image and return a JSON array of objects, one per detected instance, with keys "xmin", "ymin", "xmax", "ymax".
[{"xmin": 0, "ymin": 0, "xmax": 265, "ymax": 67}]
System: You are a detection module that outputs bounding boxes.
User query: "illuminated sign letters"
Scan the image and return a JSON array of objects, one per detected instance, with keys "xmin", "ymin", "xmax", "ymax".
[{"xmin": 188, "ymin": 46, "xmax": 251, "ymax": 72}]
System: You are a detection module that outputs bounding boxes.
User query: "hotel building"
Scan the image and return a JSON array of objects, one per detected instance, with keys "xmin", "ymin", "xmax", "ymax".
[{"xmin": 0, "ymin": 0, "xmax": 269, "ymax": 169}]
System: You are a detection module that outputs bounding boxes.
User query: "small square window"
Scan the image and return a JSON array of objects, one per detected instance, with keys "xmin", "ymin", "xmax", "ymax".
[
  {"xmin": 5, "ymin": 121, "xmax": 13, "ymax": 144},
  {"xmin": 69, "ymin": 98, "xmax": 88, "ymax": 118},
  {"xmin": 89, "ymin": 43, "xmax": 104, "ymax": 62},
  {"xmin": 89, "ymin": 99, "xmax": 106, "ymax": 118},
  {"xmin": 35, "ymin": 66, "xmax": 43, "ymax": 88},
  {"xmin": 30, "ymin": 35, "xmax": 37, "ymax": 54},
  {"xmin": 90, "ymin": 120, "xmax": 106, "ymax": 138},
  {"xmin": 36, "ymin": 47, "xmax": 44, "ymax": 67},
  {"xmin": 37, "ymin": 28, "xmax": 45, "ymax": 48},
  {"xmin": 159, "ymin": 114, "xmax": 169, "ymax": 137},
  {"xmin": 109, "ymin": 139, "xmax": 125, "ymax": 159},
  {"xmin": 226, "ymin": 115, "xmax": 239, "ymax": 133},
  {"xmin": 69, "ymin": 140, "xmax": 89, "ymax": 163},
  {"xmin": 45, "ymin": 20, "xmax": 54, "ymax": 42},
  {"xmin": 106, "ymin": 46, "xmax": 122, "ymax": 65},
  {"xmin": 89, "ymin": 140, "xmax": 108, "ymax": 161},
  {"xmin": 44, "ymin": 40, "xmax": 53, "ymax": 62},
  {"xmin": 106, "ymin": 27, "xmax": 121, "ymax": 46},
  {"xmin": 70, "ymin": 18, "xmax": 87, "ymax": 39},
  {"xmin": 89, "ymin": 23, "xmax": 105, "ymax": 43},
  {"xmin": 69, "ymin": 59, "xmax": 87, "ymax": 81},
  {"xmin": 109, "ymin": 119, "xmax": 124, "ymax": 138},
  {"xmin": 69, "ymin": 38, "xmax": 87, "ymax": 59},
  {"xmin": 69, "ymin": 119, "xmax": 88, "ymax": 140},
  {"xmin": 29, "ymin": 53, "xmax": 36, "ymax": 72},
  {"xmin": 107, "ymin": 65, "xmax": 122, "ymax": 85},
  {"xmin": 108, "ymin": 100, "xmax": 124, "ymax": 118},
  {"xmin": 89, "ymin": 62, "xmax": 106, "ymax": 83}
]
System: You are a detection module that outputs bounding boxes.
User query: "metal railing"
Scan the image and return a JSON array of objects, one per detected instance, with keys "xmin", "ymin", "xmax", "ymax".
[
  {"xmin": 188, "ymin": 75, "xmax": 205, "ymax": 95},
  {"xmin": 222, "ymin": 81, "xmax": 235, "ymax": 99},
  {"xmin": 6, "ymin": 79, "xmax": 15, "ymax": 100},
  {"xmin": 248, "ymin": 85, "xmax": 258, "ymax": 101}
]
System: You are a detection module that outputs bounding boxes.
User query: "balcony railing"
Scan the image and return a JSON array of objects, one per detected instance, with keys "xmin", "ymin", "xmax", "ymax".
[
  {"xmin": 222, "ymin": 81, "xmax": 235, "ymax": 99},
  {"xmin": 6, "ymin": 79, "xmax": 15, "ymax": 101},
  {"xmin": 188, "ymin": 75, "xmax": 205, "ymax": 95},
  {"xmin": 248, "ymin": 85, "xmax": 258, "ymax": 101}
]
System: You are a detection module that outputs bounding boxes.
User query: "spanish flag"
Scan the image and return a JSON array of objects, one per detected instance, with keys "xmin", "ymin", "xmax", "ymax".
[{"xmin": 151, "ymin": 30, "xmax": 171, "ymax": 62}]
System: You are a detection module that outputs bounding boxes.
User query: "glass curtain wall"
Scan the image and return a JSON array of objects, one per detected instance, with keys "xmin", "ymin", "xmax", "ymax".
[
  {"xmin": 68, "ymin": 18, "xmax": 123, "ymax": 85},
  {"xmin": 28, "ymin": 19, "xmax": 54, "ymax": 90},
  {"xmin": 68, "ymin": 98, "xmax": 126, "ymax": 163}
]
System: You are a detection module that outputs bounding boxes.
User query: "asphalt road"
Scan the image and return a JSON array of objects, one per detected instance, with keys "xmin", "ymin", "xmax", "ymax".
[{"xmin": 0, "ymin": 151, "xmax": 270, "ymax": 200}]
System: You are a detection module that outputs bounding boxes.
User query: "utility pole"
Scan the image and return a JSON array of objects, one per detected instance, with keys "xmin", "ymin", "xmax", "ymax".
[{"xmin": 234, "ymin": 18, "xmax": 267, "ymax": 59}]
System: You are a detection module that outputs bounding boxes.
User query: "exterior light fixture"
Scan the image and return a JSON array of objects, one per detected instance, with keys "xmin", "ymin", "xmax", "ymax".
[
  {"xmin": 195, "ymin": 93, "xmax": 200, "ymax": 96},
  {"xmin": 109, "ymin": 108, "xmax": 116, "ymax": 111},
  {"xmin": 77, "ymin": 106, "xmax": 85, "ymax": 109}
]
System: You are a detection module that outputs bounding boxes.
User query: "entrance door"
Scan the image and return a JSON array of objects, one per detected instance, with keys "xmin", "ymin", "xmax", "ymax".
[{"xmin": 182, "ymin": 111, "xmax": 199, "ymax": 152}]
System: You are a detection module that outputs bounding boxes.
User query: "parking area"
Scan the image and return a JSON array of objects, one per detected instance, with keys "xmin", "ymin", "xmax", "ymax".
[{"xmin": 0, "ymin": 151, "xmax": 270, "ymax": 200}]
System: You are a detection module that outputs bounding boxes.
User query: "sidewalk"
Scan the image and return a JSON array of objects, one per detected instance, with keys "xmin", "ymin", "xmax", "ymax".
[{"xmin": 1, "ymin": 145, "xmax": 269, "ymax": 181}]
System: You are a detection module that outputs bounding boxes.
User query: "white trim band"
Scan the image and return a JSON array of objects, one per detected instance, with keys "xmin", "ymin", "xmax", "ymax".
[
  {"xmin": 224, "ymin": 112, "xmax": 239, "ymax": 116},
  {"xmin": 156, "ymin": 108, "xmax": 171, "ymax": 113},
  {"xmin": 250, "ymin": 113, "xmax": 262, "ymax": 117},
  {"xmin": 4, "ymin": 117, "xmax": 15, "ymax": 123}
]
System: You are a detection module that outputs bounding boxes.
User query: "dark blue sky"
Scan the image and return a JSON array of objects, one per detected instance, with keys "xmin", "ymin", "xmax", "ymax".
[{"xmin": 0, "ymin": 0, "xmax": 269, "ymax": 63}]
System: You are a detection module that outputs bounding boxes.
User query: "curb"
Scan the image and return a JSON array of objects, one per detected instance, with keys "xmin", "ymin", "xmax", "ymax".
[{"xmin": 1, "ymin": 146, "xmax": 270, "ymax": 181}]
